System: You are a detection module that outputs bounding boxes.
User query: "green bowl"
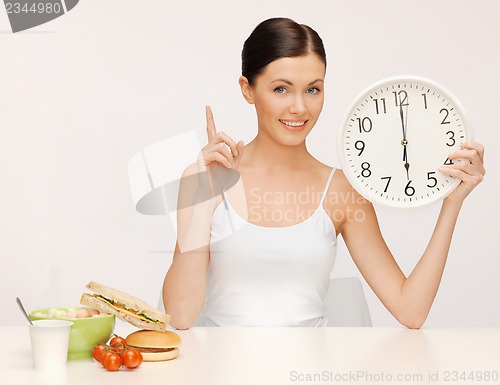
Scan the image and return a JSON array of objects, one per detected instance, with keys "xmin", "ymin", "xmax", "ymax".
[{"xmin": 29, "ymin": 307, "xmax": 115, "ymax": 359}]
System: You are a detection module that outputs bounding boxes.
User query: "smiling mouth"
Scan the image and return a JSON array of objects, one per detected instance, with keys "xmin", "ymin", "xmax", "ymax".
[{"xmin": 279, "ymin": 119, "xmax": 308, "ymax": 128}]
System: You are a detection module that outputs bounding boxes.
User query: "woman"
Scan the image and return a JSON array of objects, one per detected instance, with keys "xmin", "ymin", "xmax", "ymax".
[{"xmin": 162, "ymin": 18, "xmax": 485, "ymax": 329}]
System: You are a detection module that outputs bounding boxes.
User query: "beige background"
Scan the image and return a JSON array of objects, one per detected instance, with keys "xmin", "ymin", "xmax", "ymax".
[{"xmin": 1, "ymin": 0, "xmax": 498, "ymax": 327}]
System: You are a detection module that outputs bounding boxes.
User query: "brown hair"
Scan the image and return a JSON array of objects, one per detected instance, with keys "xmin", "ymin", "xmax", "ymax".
[{"xmin": 241, "ymin": 17, "xmax": 327, "ymax": 85}]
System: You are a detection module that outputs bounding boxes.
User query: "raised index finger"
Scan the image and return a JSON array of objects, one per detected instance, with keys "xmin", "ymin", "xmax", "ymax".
[{"xmin": 206, "ymin": 105, "xmax": 217, "ymax": 141}]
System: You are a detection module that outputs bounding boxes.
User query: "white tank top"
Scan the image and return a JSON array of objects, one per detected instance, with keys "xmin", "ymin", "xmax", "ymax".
[{"xmin": 205, "ymin": 168, "xmax": 337, "ymax": 327}]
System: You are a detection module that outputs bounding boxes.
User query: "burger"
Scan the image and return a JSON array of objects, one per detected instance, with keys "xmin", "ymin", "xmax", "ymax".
[{"xmin": 126, "ymin": 330, "xmax": 182, "ymax": 361}]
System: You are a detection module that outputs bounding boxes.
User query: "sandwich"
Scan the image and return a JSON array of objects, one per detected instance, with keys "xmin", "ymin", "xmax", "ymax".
[
  {"xmin": 126, "ymin": 330, "xmax": 181, "ymax": 361},
  {"xmin": 80, "ymin": 281, "xmax": 170, "ymax": 332}
]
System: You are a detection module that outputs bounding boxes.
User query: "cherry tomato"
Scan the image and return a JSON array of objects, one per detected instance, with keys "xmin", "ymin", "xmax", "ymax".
[
  {"xmin": 101, "ymin": 351, "xmax": 122, "ymax": 371},
  {"xmin": 114, "ymin": 344, "xmax": 127, "ymax": 354},
  {"xmin": 100, "ymin": 350, "xmax": 118, "ymax": 366},
  {"xmin": 121, "ymin": 349, "xmax": 143, "ymax": 369},
  {"xmin": 92, "ymin": 343, "xmax": 107, "ymax": 362},
  {"xmin": 109, "ymin": 335, "xmax": 128, "ymax": 348}
]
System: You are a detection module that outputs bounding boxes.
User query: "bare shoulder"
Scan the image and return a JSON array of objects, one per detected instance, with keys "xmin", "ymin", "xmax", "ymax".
[
  {"xmin": 324, "ymin": 168, "xmax": 373, "ymax": 233},
  {"xmin": 331, "ymin": 168, "xmax": 351, "ymax": 191},
  {"xmin": 311, "ymin": 163, "xmax": 357, "ymax": 200},
  {"xmin": 181, "ymin": 162, "xmax": 199, "ymax": 177},
  {"xmin": 178, "ymin": 162, "xmax": 200, "ymax": 198},
  {"xmin": 329, "ymin": 168, "xmax": 361, "ymax": 197},
  {"xmin": 178, "ymin": 162, "xmax": 223, "ymax": 211}
]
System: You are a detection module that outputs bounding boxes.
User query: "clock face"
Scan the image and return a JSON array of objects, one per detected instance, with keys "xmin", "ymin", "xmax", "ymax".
[{"xmin": 338, "ymin": 76, "xmax": 472, "ymax": 209}]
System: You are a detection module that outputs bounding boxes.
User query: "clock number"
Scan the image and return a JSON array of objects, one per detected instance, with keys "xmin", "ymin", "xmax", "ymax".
[
  {"xmin": 444, "ymin": 157, "xmax": 454, "ymax": 165},
  {"xmin": 440, "ymin": 108, "xmax": 450, "ymax": 124},
  {"xmin": 445, "ymin": 130, "xmax": 455, "ymax": 146},
  {"xmin": 381, "ymin": 176, "xmax": 392, "ymax": 193},
  {"xmin": 427, "ymin": 172, "xmax": 437, "ymax": 188},
  {"xmin": 361, "ymin": 162, "xmax": 372, "ymax": 178},
  {"xmin": 405, "ymin": 180, "xmax": 415, "ymax": 196},
  {"xmin": 373, "ymin": 98, "xmax": 387, "ymax": 114},
  {"xmin": 422, "ymin": 93, "xmax": 428, "ymax": 109},
  {"xmin": 393, "ymin": 90, "xmax": 409, "ymax": 107},
  {"xmin": 354, "ymin": 140, "xmax": 365, "ymax": 156},
  {"xmin": 356, "ymin": 117, "xmax": 372, "ymax": 133}
]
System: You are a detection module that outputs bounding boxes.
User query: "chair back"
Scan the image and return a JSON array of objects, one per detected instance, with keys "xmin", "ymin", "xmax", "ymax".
[{"xmin": 324, "ymin": 277, "xmax": 372, "ymax": 327}]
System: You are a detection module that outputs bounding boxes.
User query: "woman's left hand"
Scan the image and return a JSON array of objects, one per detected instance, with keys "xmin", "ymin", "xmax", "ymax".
[{"xmin": 438, "ymin": 141, "xmax": 486, "ymax": 204}]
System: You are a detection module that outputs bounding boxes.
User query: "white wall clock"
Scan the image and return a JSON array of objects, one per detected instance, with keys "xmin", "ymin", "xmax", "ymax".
[{"xmin": 338, "ymin": 75, "xmax": 472, "ymax": 209}]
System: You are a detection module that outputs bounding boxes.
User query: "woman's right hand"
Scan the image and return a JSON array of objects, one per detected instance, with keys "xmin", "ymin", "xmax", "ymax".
[{"xmin": 198, "ymin": 105, "xmax": 244, "ymax": 171}]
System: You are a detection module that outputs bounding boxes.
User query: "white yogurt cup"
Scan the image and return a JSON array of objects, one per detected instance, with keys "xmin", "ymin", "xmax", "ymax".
[{"xmin": 29, "ymin": 320, "xmax": 73, "ymax": 370}]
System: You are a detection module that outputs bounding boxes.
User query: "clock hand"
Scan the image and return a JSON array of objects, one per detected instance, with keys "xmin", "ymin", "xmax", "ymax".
[
  {"xmin": 404, "ymin": 104, "xmax": 411, "ymax": 180},
  {"xmin": 402, "ymin": 146, "xmax": 410, "ymax": 180},
  {"xmin": 399, "ymin": 102, "xmax": 406, "ymax": 140},
  {"xmin": 399, "ymin": 101, "xmax": 410, "ymax": 180},
  {"xmin": 404, "ymin": 160, "xmax": 410, "ymax": 181},
  {"xmin": 404, "ymin": 103, "xmax": 409, "ymax": 139}
]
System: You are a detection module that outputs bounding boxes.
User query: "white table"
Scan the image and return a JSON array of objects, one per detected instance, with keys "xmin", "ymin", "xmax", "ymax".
[{"xmin": 1, "ymin": 325, "xmax": 499, "ymax": 385}]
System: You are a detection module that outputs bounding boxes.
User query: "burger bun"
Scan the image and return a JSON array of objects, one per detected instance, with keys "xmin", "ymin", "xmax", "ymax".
[{"xmin": 126, "ymin": 329, "xmax": 181, "ymax": 362}]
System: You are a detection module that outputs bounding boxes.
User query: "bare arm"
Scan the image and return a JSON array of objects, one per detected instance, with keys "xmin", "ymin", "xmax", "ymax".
[
  {"xmin": 335, "ymin": 142, "xmax": 485, "ymax": 329},
  {"xmin": 162, "ymin": 106, "xmax": 244, "ymax": 329},
  {"xmin": 162, "ymin": 163, "xmax": 216, "ymax": 330}
]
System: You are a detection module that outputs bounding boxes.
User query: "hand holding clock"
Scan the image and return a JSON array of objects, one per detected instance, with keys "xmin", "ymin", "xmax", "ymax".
[
  {"xmin": 438, "ymin": 141, "xmax": 485, "ymax": 204},
  {"xmin": 339, "ymin": 76, "xmax": 484, "ymax": 208}
]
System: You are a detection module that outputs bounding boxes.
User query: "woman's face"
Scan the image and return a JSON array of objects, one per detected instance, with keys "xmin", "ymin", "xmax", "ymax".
[{"xmin": 243, "ymin": 53, "xmax": 326, "ymax": 146}]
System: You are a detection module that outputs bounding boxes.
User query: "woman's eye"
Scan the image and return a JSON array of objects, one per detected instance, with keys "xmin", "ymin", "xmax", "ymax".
[
  {"xmin": 274, "ymin": 86, "xmax": 286, "ymax": 94},
  {"xmin": 307, "ymin": 87, "xmax": 320, "ymax": 95}
]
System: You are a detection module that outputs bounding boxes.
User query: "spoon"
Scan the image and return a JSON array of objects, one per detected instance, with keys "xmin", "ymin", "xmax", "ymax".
[{"xmin": 16, "ymin": 297, "xmax": 33, "ymax": 325}]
